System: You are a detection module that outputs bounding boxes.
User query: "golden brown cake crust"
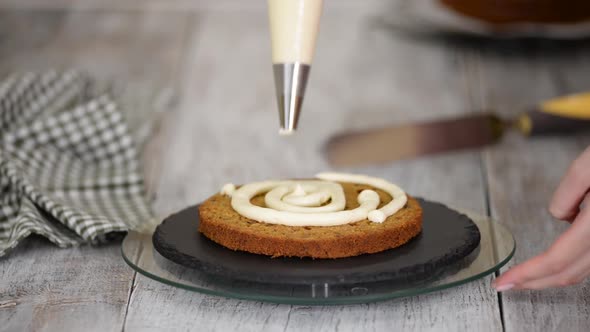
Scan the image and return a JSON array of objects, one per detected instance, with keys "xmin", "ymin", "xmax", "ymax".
[
  {"xmin": 440, "ymin": 0, "xmax": 590, "ymax": 24},
  {"xmin": 198, "ymin": 182, "xmax": 422, "ymax": 259}
]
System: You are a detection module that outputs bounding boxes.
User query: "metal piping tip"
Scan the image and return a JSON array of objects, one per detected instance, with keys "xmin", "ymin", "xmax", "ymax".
[
  {"xmin": 273, "ymin": 62, "xmax": 310, "ymax": 133},
  {"xmin": 278, "ymin": 128, "xmax": 295, "ymax": 136}
]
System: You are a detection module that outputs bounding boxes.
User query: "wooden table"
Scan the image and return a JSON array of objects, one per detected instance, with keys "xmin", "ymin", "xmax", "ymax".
[{"xmin": 1, "ymin": 1, "xmax": 590, "ymax": 331}]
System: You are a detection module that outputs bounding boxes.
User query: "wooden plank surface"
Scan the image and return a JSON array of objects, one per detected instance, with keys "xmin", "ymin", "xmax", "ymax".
[
  {"xmin": 4, "ymin": 3, "xmax": 590, "ymax": 331},
  {"xmin": 0, "ymin": 0, "xmax": 385, "ymax": 11},
  {"xmin": 0, "ymin": 10, "xmax": 192, "ymax": 332},
  {"xmin": 0, "ymin": 240, "xmax": 132, "ymax": 332},
  {"xmin": 123, "ymin": 7, "xmax": 503, "ymax": 331},
  {"xmin": 464, "ymin": 39, "xmax": 590, "ymax": 331}
]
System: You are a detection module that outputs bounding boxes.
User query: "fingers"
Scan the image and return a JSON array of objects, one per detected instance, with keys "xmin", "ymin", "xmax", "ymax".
[
  {"xmin": 558, "ymin": 208, "xmax": 579, "ymax": 224},
  {"xmin": 494, "ymin": 206, "xmax": 590, "ymax": 291},
  {"xmin": 549, "ymin": 146, "xmax": 590, "ymax": 220},
  {"xmin": 556, "ymin": 193, "xmax": 590, "ymax": 223},
  {"xmin": 517, "ymin": 252, "xmax": 590, "ymax": 290},
  {"xmin": 493, "ymin": 253, "xmax": 554, "ymax": 291},
  {"xmin": 493, "ymin": 146, "xmax": 590, "ymax": 291}
]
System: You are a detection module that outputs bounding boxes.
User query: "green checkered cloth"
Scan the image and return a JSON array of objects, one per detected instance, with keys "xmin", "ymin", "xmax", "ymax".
[{"xmin": 0, "ymin": 71, "xmax": 154, "ymax": 257}]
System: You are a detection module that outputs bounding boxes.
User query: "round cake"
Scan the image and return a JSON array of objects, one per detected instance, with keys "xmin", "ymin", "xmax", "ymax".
[
  {"xmin": 440, "ymin": 0, "xmax": 590, "ymax": 24},
  {"xmin": 198, "ymin": 173, "xmax": 422, "ymax": 259}
]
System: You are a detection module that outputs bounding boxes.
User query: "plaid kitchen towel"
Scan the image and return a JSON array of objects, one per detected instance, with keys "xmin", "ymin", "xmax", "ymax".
[{"xmin": 0, "ymin": 70, "xmax": 154, "ymax": 257}]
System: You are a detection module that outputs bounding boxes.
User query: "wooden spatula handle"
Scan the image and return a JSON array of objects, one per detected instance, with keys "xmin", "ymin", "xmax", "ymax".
[
  {"xmin": 516, "ymin": 109, "xmax": 590, "ymax": 136},
  {"xmin": 516, "ymin": 92, "xmax": 590, "ymax": 136}
]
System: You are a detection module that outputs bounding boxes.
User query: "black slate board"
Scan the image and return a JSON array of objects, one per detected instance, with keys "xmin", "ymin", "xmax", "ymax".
[{"xmin": 153, "ymin": 199, "xmax": 481, "ymax": 285}]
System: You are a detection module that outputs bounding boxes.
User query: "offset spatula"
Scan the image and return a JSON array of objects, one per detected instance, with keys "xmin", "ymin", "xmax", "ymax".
[{"xmin": 325, "ymin": 92, "xmax": 590, "ymax": 167}]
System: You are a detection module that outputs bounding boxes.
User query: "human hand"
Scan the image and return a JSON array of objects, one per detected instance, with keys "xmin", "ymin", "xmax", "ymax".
[{"xmin": 493, "ymin": 146, "xmax": 590, "ymax": 291}]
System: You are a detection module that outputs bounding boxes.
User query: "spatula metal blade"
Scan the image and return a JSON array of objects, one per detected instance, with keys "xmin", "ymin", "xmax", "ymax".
[{"xmin": 325, "ymin": 113, "xmax": 502, "ymax": 167}]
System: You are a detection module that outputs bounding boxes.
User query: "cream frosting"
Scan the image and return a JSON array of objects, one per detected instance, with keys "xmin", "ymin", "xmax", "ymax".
[
  {"xmin": 223, "ymin": 173, "xmax": 407, "ymax": 227},
  {"xmin": 220, "ymin": 183, "xmax": 236, "ymax": 196}
]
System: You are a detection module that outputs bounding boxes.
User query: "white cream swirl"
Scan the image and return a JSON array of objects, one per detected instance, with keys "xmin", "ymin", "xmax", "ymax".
[{"xmin": 223, "ymin": 172, "xmax": 407, "ymax": 227}]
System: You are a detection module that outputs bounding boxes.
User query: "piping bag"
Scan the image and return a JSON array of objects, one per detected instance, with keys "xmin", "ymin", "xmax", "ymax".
[{"xmin": 268, "ymin": 0, "xmax": 323, "ymax": 135}]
